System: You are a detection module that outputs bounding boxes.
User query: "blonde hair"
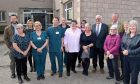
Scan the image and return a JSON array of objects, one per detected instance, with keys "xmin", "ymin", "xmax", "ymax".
[{"xmin": 85, "ymin": 23, "xmax": 91, "ymax": 30}]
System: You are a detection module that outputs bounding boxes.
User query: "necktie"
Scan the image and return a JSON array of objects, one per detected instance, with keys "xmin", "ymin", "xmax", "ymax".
[{"xmin": 96, "ymin": 24, "xmax": 100, "ymax": 36}]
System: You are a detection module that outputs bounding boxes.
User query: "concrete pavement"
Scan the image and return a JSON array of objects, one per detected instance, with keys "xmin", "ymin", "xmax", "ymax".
[{"xmin": 0, "ymin": 43, "xmax": 139, "ymax": 84}]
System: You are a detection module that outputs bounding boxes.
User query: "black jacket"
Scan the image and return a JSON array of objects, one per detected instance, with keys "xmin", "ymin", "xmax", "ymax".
[
  {"xmin": 121, "ymin": 34, "xmax": 140, "ymax": 58},
  {"xmin": 92, "ymin": 23, "xmax": 109, "ymax": 48}
]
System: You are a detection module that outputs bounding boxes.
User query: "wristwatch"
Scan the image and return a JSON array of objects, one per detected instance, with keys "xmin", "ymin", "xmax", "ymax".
[{"xmin": 35, "ymin": 47, "xmax": 38, "ymax": 50}]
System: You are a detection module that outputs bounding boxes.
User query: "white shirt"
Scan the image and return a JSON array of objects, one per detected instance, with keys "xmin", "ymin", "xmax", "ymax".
[
  {"xmin": 96, "ymin": 23, "xmax": 102, "ymax": 34},
  {"xmin": 64, "ymin": 28, "xmax": 81, "ymax": 53},
  {"xmin": 12, "ymin": 24, "xmax": 18, "ymax": 35}
]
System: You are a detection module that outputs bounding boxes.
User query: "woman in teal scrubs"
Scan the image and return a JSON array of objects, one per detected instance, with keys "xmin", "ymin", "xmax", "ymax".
[{"xmin": 30, "ymin": 21, "xmax": 48, "ymax": 80}]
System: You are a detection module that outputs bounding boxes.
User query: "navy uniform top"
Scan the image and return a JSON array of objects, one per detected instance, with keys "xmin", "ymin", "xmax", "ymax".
[
  {"xmin": 25, "ymin": 28, "xmax": 34, "ymax": 38},
  {"xmin": 12, "ymin": 34, "xmax": 30, "ymax": 59},
  {"xmin": 47, "ymin": 26, "xmax": 64, "ymax": 52}
]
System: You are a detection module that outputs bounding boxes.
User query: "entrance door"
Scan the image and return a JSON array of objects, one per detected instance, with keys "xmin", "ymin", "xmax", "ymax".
[{"xmin": 32, "ymin": 13, "xmax": 46, "ymax": 30}]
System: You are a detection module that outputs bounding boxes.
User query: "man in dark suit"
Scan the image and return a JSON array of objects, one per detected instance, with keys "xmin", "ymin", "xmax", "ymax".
[{"xmin": 92, "ymin": 15, "xmax": 109, "ymax": 73}]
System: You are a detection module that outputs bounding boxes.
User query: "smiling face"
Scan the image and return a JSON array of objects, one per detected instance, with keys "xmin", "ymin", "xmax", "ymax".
[
  {"xmin": 96, "ymin": 17, "xmax": 102, "ymax": 24},
  {"xmin": 10, "ymin": 15, "xmax": 18, "ymax": 24},
  {"xmin": 34, "ymin": 22, "xmax": 42, "ymax": 31},
  {"xmin": 110, "ymin": 29, "xmax": 117, "ymax": 35},
  {"xmin": 123, "ymin": 22, "xmax": 129, "ymax": 32},
  {"xmin": 61, "ymin": 18, "xmax": 66, "ymax": 25},
  {"xmin": 85, "ymin": 23, "xmax": 91, "ymax": 32},
  {"xmin": 27, "ymin": 20, "xmax": 33, "ymax": 28},
  {"xmin": 129, "ymin": 23, "xmax": 137, "ymax": 34},
  {"xmin": 16, "ymin": 24, "xmax": 24, "ymax": 34},
  {"xmin": 52, "ymin": 17, "xmax": 59, "ymax": 26},
  {"xmin": 111, "ymin": 14, "xmax": 119, "ymax": 23}
]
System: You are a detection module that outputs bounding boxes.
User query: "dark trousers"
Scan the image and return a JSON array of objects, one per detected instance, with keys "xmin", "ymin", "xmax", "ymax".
[
  {"xmin": 15, "ymin": 57, "xmax": 27, "ymax": 77},
  {"xmin": 92, "ymin": 48, "xmax": 104, "ymax": 69},
  {"xmin": 66, "ymin": 52, "xmax": 78, "ymax": 73},
  {"xmin": 120, "ymin": 52, "xmax": 124, "ymax": 76},
  {"xmin": 28, "ymin": 49, "xmax": 35, "ymax": 69},
  {"xmin": 107, "ymin": 56, "xmax": 120, "ymax": 81},
  {"xmin": 77, "ymin": 47, "xmax": 82, "ymax": 64},
  {"xmin": 82, "ymin": 58, "xmax": 90, "ymax": 73},
  {"xmin": 62, "ymin": 47, "xmax": 68, "ymax": 65},
  {"xmin": 9, "ymin": 49, "xmax": 16, "ymax": 75},
  {"xmin": 124, "ymin": 57, "xmax": 140, "ymax": 84}
]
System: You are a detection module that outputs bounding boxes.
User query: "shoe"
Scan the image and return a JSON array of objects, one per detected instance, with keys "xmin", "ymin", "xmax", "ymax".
[
  {"xmin": 82, "ymin": 71, "xmax": 88, "ymax": 76},
  {"xmin": 115, "ymin": 81, "xmax": 120, "ymax": 84},
  {"xmin": 67, "ymin": 72, "xmax": 70, "ymax": 76},
  {"xmin": 18, "ymin": 77, "xmax": 23, "ymax": 84},
  {"xmin": 72, "ymin": 70, "xmax": 77, "ymax": 73},
  {"xmin": 33, "ymin": 68, "xmax": 36, "ymax": 72},
  {"xmin": 24, "ymin": 75, "xmax": 30, "ymax": 81},
  {"xmin": 77, "ymin": 63, "xmax": 81, "ymax": 68},
  {"xmin": 92, "ymin": 68, "xmax": 97, "ymax": 73},
  {"xmin": 30, "ymin": 67, "xmax": 33, "ymax": 72},
  {"xmin": 50, "ymin": 72, "xmax": 56, "ymax": 76},
  {"xmin": 11, "ymin": 74, "xmax": 16, "ymax": 78},
  {"xmin": 106, "ymin": 76, "xmax": 114, "ymax": 79},
  {"xmin": 40, "ymin": 75, "xmax": 45, "ymax": 80},
  {"xmin": 37, "ymin": 76, "xmax": 41, "ymax": 80},
  {"xmin": 59, "ymin": 73, "xmax": 63, "ymax": 77},
  {"xmin": 100, "ymin": 68, "xmax": 105, "ymax": 74},
  {"xmin": 120, "ymin": 75, "xmax": 124, "ymax": 80}
]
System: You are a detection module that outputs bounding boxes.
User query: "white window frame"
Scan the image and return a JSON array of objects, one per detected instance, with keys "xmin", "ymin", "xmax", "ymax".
[
  {"xmin": 0, "ymin": 11, "xmax": 6, "ymax": 22},
  {"xmin": 65, "ymin": 1, "xmax": 73, "ymax": 21}
]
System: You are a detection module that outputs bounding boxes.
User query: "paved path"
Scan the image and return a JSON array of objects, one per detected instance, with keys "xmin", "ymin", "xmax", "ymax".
[{"xmin": 0, "ymin": 44, "xmax": 139, "ymax": 84}]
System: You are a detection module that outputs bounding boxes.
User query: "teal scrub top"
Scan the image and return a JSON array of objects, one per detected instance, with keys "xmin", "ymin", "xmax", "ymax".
[
  {"xmin": 47, "ymin": 26, "xmax": 64, "ymax": 52},
  {"xmin": 30, "ymin": 31, "xmax": 48, "ymax": 56}
]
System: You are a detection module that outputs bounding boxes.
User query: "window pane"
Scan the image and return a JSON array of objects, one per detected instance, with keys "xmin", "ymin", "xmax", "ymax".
[
  {"xmin": 0, "ymin": 12, "xmax": 2, "ymax": 21},
  {"xmin": 67, "ymin": 2, "xmax": 72, "ymax": 8},
  {"xmin": 65, "ymin": 2, "xmax": 73, "ymax": 20},
  {"xmin": 24, "ymin": 9, "xmax": 31, "ymax": 12},
  {"xmin": 67, "ymin": 9, "xmax": 72, "ymax": 20},
  {"xmin": 47, "ymin": 14, "xmax": 53, "ymax": 24},
  {"xmin": 2, "ymin": 11, "xmax": 5, "ymax": 21},
  {"xmin": 24, "ymin": 13, "xmax": 32, "ymax": 24}
]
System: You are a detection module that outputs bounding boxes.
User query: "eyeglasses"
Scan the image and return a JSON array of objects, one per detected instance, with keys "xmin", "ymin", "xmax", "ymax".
[{"xmin": 16, "ymin": 28, "xmax": 23, "ymax": 30}]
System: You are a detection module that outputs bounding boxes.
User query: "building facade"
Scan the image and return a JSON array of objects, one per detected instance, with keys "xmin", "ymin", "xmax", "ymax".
[
  {"xmin": 54, "ymin": 0, "xmax": 140, "ymax": 24},
  {"xmin": 0, "ymin": 0, "xmax": 53, "ymax": 32}
]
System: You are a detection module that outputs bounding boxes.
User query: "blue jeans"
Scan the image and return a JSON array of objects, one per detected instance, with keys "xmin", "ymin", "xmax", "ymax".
[
  {"xmin": 107, "ymin": 56, "xmax": 120, "ymax": 81},
  {"xmin": 49, "ymin": 52, "xmax": 63, "ymax": 74}
]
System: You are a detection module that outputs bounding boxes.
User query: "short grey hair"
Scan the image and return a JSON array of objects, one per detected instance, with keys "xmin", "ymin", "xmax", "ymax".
[
  {"xmin": 129, "ymin": 20, "xmax": 140, "ymax": 35},
  {"xmin": 95, "ymin": 15, "xmax": 102, "ymax": 19},
  {"xmin": 16, "ymin": 23, "xmax": 24, "ymax": 29}
]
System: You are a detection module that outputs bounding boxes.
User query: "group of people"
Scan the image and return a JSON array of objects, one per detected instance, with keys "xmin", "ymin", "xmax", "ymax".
[{"xmin": 3, "ymin": 13, "xmax": 140, "ymax": 84}]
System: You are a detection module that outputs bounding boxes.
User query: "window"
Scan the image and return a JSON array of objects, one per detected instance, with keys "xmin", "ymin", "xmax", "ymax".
[
  {"xmin": 46, "ymin": 13, "xmax": 53, "ymax": 25},
  {"xmin": 65, "ymin": 2, "xmax": 73, "ymax": 20},
  {"xmin": 0, "ymin": 11, "xmax": 6, "ymax": 22},
  {"xmin": 23, "ymin": 13, "xmax": 32, "ymax": 24}
]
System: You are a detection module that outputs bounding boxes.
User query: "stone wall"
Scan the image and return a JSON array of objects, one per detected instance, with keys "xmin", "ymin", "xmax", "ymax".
[{"xmin": 80, "ymin": 0, "xmax": 140, "ymax": 25}]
